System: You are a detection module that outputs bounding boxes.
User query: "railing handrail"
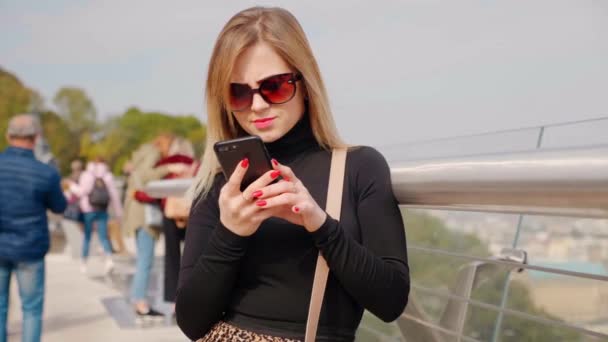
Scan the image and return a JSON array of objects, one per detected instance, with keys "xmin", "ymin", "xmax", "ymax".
[
  {"xmin": 145, "ymin": 145, "xmax": 608, "ymax": 218},
  {"xmin": 391, "ymin": 145, "xmax": 608, "ymax": 218}
]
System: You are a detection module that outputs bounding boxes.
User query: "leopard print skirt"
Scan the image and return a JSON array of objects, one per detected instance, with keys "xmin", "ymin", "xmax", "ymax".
[{"xmin": 199, "ymin": 321, "xmax": 302, "ymax": 342}]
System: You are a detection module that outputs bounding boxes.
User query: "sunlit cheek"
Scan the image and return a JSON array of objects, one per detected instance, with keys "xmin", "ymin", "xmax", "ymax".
[{"xmin": 232, "ymin": 113, "xmax": 252, "ymax": 134}]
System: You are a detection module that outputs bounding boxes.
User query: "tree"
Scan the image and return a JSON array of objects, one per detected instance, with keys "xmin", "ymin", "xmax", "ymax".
[
  {"xmin": 40, "ymin": 111, "xmax": 79, "ymax": 175},
  {"xmin": 358, "ymin": 210, "xmax": 584, "ymax": 341},
  {"xmin": 80, "ymin": 107, "xmax": 206, "ymax": 174},
  {"xmin": 53, "ymin": 87, "xmax": 97, "ymax": 139},
  {"xmin": 2, "ymin": 68, "xmax": 207, "ymax": 176},
  {"xmin": 0, "ymin": 67, "xmax": 37, "ymax": 151},
  {"xmin": 405, "ymin": 210, "xmax": 583, "ymax": 342},
  {"xmin": 29, "ymin": 90, "xmax": 45, "ymax": 113}
]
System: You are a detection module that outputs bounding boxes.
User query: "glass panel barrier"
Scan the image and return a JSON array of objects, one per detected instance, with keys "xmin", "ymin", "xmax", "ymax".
[
  {"xmin": 506, "ymin": 271, "xmax": 608, "ymax": 338},
  {"xmin": 403, "ymin": 209, "xmax": 520, "ymax": 259}
]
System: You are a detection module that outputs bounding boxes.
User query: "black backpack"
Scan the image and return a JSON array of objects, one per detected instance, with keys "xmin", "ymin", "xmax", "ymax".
[{"xmin": 89, "ymin": 177, "xmax": 110, "ymax": 211}]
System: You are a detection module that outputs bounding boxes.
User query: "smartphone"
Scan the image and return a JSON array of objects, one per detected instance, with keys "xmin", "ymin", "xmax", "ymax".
[{"xmin": 214, "ymin": 135, "xmax": 274, "ymax": 191}]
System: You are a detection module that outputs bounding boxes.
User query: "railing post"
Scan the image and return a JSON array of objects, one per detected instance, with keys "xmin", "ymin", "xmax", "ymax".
[{"xmin": 490, "ymin": 125, "xmax": 545, "ymax": 342}]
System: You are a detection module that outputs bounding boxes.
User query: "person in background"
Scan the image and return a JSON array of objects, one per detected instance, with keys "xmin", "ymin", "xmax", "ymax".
[
  {"xmin": 68, "ymin": 157, "xmax": 123, "ymax": 274},
  {"xmin": 62, "ymin": 159, "xmax": 85, "ymax": 223},
  {"xmin": 161, "ymin": 137, "xmax": 198, "ymax": 316},
  {"xmin": 122, "ymin": 140, "xmax": 171, "ymax": 320},
  {"xmin": 68, "ymin": 159, "xmax": 84, "ymax": 182},
  {"xmin": 32, "ymin": 127, "xmax": 58, "ymax": 171},
  {"xmin": 133, "ymin": 134, "xmax": 198, "ymax": 316},
  {"xmin": 0, "ymin": 114, "xmax": 67, "ymax": 342}
]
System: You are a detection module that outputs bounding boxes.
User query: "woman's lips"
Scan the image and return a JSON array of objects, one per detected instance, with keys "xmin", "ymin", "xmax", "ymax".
[{"xmin": 253, "ymin": 117, "xmax": 275, "ymax": 129}]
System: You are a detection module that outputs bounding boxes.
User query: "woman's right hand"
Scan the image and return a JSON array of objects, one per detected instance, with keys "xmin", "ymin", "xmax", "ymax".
[{"xmin": 218, "ymin": 158, "xmax": 287, "ymax": 236}]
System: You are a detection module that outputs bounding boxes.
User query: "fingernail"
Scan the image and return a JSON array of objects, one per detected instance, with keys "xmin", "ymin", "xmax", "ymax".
[
  {"xmin": 293, "ymin": 206, "xmax": 300, "ymax": 213},
  {"xmin": 272, "ymin": 159, "xmax": 279, "ymax": 166},
  {"xmin": 252, "ymin": 190, "xmax": 263, "ymax": 198},
  {"xmin": 256, "ymin": 200, "xmax": 267, "ymax": 207},
  {"xmin": 241, "ymin": 158, "xmax": 249, "ymax": 168},
  {"xmin": 271, "ymin": 170, "xmax": 281, "ymax": 179},
  {"xmin": 283, "ymin": 176, "xmax": 290, "ymax": 181}
]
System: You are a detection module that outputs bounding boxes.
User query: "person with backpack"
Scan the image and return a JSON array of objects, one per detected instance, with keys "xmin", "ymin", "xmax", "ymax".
[{"xmin": 68, "ymin": 157, "xmax": 123, "ymax": 274}]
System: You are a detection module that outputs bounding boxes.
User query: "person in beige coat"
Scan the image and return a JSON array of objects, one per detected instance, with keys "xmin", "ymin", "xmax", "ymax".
[
  {"xmin": 122, "ymin": 143, "xmax": 168, "ymax": 239},
  {"xmin": 122, "ymin": 141, "xmax": 170, "ymax": 320}
]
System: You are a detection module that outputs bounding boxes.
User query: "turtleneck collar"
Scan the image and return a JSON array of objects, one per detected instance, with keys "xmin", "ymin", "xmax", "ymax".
[{"xmin": 264, "ymin": 113, "xmax": 320, "ymax": 164}]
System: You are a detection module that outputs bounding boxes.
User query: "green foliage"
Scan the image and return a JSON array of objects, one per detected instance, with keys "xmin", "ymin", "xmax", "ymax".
[
  {"xmin": 465, "ymin": 278, "xmax": 583, "ymax": 341},
  {"xmin": 1, "ymin": 67, "xmax": 206, "ymax": 176},
  {"xmin": 403, "ymin": 210, "xmax": 584, "ymax": 342},
  {"xmin": 0, "ymin": 67, "xmax": 37, "ymax": 151},
  {"xmin": 82, "ymin": 107, "xmax": 206, "ymax": 174},
  {"xmin": 405, "ymin": 210, "xmax": 490, "ymax": 288},
  {"xmin": 359, "ymin": 210, "xmax": 587, "ymax": 341},
  {"xmin": 53, "ymin": 87, "xmax": 97, "ymax": 136},
  {"xmin": 40, "ymin": 110, "xmax": 80, "ymax": 175}
]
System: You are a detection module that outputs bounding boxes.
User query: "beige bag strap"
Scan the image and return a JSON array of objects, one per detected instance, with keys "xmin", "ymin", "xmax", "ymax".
[{"xmin": 305, "ymin": 147, "xmax": 347, "ymax": 342}]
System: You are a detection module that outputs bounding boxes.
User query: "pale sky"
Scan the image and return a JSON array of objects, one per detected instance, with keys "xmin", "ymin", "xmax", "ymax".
[{"xmin": 1, "ymin": 0, "xmax": 607, "ymax": 148}]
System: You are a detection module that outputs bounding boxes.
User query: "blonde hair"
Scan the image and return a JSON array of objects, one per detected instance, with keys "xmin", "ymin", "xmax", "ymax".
[{"xmin": 190, "ymin": 6, "xmax": 345, "ymax": 199}]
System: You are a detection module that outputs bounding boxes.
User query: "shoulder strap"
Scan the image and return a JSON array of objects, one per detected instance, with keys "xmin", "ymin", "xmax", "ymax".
[{"xmin": 305, "ymin": 147, "xmax": 347, "ymax": 342}]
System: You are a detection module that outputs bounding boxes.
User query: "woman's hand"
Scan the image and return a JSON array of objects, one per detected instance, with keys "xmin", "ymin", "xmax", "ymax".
[
  {"xmin": 253, "ymin": 159, "xmax": 327, "ymax": 232},
  {"xmin": 218, "ymin": 158, "xmax": 286, "ymax": 236}
]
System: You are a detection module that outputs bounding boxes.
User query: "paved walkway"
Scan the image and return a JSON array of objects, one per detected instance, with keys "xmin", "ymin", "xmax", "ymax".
[{"xmin": 6, "ymin": 227, "xmax": 189, "ymax": 342}]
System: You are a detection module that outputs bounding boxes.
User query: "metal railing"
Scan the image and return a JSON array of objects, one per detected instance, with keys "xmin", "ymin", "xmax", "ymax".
[
  {"xmin": 145, "ymin": 146, "xmax": 608, "ymax": 219},
  {"xmin": 391, "ymin": 146, "xmax": 608, "ymax": 218},
  {"xmin": 144, "ymin": 144, "xmax": 608, "ymax": 341}
]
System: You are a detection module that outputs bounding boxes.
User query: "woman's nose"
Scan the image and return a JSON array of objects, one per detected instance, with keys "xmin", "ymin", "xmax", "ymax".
[{"xmin": 251, "ymin": 93, "xmax": 270, "ymax": 113}]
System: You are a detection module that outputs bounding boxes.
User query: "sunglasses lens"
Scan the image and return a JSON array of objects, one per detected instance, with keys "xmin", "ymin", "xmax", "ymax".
[
  {"xmin": 229, "ymin": 83, "xmax": 252, "ymax": 111},
  {"xmin": 260, "ymin": 74, "xmax": 296, "ymax": 104}
]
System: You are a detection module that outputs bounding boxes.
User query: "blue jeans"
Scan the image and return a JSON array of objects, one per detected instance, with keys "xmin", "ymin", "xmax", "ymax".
[
  {"xmin": 82, "ymin": 211, "xmax": 113, "ymax": 259},
  {"xmin": 130, "ymin": 228, "xmax": 155, "ymax": 301},
  {"xmin": 0, "ymin": 258, "xmax": 45, "ymax": 342}
]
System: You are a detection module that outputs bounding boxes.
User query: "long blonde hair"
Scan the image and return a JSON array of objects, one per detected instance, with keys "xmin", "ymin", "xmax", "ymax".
[{"xmin": 191, "ymin": 6, "xmax": 345, "ymax": 199}]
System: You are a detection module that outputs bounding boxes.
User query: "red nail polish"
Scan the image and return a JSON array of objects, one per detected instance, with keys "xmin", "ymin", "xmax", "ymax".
[
  {"xmin": 294, "ymin": 206, "xmax": 300, "ymax": 213},
  {"xmin": 271, "ymin": 170, "xmax": 281, "ymax": 179},
  {"xmin": 241, "ymin": 158, "xmax": 249, "ymax": 168},
  {"xmin": 272, "ymin": 159, "xmax": 278, "ymax": 166},
  {"xmin": 252, "ymin": 190, "xmax": 263, "ymax": 198},
  {"xmin": 283, "ymin": 176, "xmax": 290, "ymax": 182},
  {"xmin": 256, "ymin": 200, "xmax": 267, "ymax": 207}
]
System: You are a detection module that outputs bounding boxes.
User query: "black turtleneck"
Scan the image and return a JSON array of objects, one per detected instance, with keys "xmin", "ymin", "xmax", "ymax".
[{"xmin": 176, "ymin": 116, "xmax": 410, "ymax": 341}]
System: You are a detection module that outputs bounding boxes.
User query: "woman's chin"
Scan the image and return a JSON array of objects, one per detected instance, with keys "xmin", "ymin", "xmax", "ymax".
[{"xmin": 254, "ymin": 130, "xmax": 282, "ymax": 143}]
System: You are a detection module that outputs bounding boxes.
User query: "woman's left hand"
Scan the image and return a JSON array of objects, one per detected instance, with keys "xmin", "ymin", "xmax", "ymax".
[{"xmin": 253, "ymin": 160, "xmax": 327, "ymax": 232}]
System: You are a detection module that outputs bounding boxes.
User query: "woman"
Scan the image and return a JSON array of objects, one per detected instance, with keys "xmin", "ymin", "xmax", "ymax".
[
  {"xmin": 176, "ymin": 6, "xmax": 409, "ymax": 341},
  {"xmin": 132, "ymin": 134, "xmax": 198, "ymax": 314},
  {"xmin": 68, "ymin": 157, "xmax": 122, "ymax": 274},
  {"xmin": 122, "ymin": 139, "xmax": 171, "ymax": 320}
]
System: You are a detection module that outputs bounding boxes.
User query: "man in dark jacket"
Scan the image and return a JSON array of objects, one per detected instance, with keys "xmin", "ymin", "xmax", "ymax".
[{"xmin": 0, "ymin": 114, "xmax": 67, "ymax": 342}]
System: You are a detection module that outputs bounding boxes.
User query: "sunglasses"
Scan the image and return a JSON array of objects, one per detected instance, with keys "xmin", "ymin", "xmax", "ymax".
[{"xmin": 229, "ymin": 73, "xmax": 303, "ymax": 112}]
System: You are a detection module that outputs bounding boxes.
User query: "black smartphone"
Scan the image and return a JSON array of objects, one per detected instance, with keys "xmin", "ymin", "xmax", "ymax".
[{"xmin": 214, "ymin": 135, "xmax": 274, "ymax": 191}]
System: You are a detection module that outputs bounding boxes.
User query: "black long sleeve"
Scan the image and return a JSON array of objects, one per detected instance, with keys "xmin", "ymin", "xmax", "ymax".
[
  {"xmin": 310, "ymin": 147, "xmax": 409, "ymax": 322},
  {"xmin": 176, "ymin": 119, "xmax": 409, "ymax": 341},
  {"xmin": 175, "ymin": 175, "xmax": 248, "ymax": 341}
]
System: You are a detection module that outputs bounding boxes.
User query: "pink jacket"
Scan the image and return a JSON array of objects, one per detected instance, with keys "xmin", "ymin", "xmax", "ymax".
[{"xmin": 69, "ymin": 162, "xmax": 123, "ymax": 217}]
